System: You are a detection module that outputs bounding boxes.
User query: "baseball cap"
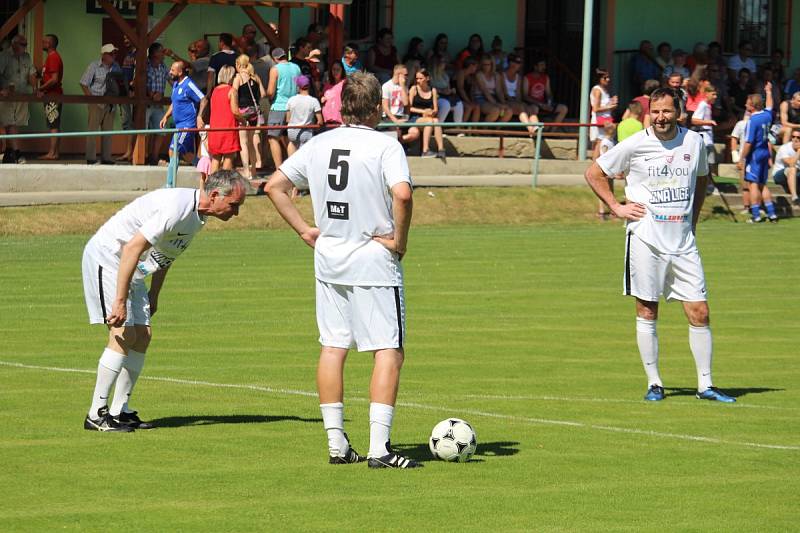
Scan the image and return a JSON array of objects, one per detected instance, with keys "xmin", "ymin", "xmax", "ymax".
[
  {"xmin": 100, "ymin": 43, "xmax": 118, "ymax": 54},
  {"xmin": 271, "ymin": 47, "xmax": 286, "ymax": 60},
  {"xmin": 295, "ymin": 75, "xmax": 311, "ymax": 89}
]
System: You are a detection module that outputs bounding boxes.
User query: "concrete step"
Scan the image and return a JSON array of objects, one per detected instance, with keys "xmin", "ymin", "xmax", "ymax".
[{"xmin": 408, "ymin": 157, "xmax": 590, "ymax": 177}]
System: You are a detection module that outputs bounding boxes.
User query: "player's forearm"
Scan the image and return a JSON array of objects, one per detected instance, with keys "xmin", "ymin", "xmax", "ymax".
[
  {"xmin": 148, "ymin": 267, "xmax": 169, "ymax": 299},
  {"xmin": 585, "ymin": 163, "xmax": 621, "ymax": 209},
  {"xmin": 265, "ymin": 176, "xmax": 313, "ymax": 236},
  {"xmin": 692, "ymin": 175, "xmax": 708, "ymax": 230},
  {"xmin": 115, "ymin": 247, "xmax": 142, "ymax": 304},
  {"xmin": 392, "ymin": 196, "xmax": 413, "ymax": 254}
]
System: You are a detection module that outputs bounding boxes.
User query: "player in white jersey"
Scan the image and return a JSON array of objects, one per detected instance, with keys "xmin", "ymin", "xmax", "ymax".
[
  {"xmin": 81, "ymin": 171, "xmax": 247, "ymax": 432},
  {"xmin": 584, "ymin": 88, "xmax": 735, "ymax": 403},
  {"xmin": 265, "ymin": 72, "xmax": 420, "ymax": 468}
]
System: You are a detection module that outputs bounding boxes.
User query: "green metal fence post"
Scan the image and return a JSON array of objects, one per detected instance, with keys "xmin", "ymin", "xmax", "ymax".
[
  {"xmin": 532, "ymin": 124, "xmax": 544, "ymax": 188},
  {"xmin": 165, "ymin": 132, "xmax": 178, "ymax": 188}
]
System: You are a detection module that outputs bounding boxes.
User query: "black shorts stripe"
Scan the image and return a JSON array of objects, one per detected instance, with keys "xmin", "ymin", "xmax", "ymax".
[
  {"xmin": 393, "ymin": 287, "xmax": 403, "ymax": 349},
  {"xmin": 98, "ymin": 265, "xmax": 108, "ymax": 322},
  {"xmin": 624, "ymin": 233, "xmax": 632, "ymax": 296}
]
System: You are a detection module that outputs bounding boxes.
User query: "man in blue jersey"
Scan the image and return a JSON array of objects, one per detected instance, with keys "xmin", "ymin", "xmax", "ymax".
[
  {"xmin": 737, "ymin": 91, "xmax": 778, "ymax": 223},
  {"xmin": 160, "ymin": 60, "xmax": 204, "ymax": 164}
]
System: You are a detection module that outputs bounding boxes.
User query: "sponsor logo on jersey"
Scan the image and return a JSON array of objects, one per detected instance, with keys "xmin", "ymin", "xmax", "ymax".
[
  {"xmin": 650, "ymin": 187, "xmax": 691, "ymax": 204},
  {"xmin": 647, "ymin": 164, "xmax": 691, "ymax": 178},
  {"xmin": 683, "ymin": 154, "xmax": 691, "ymax": 161},
  {"xmin": 652, "ymin": 214, "xmax": 688, "ymax": 222},
  {"xmin": 327, "ymin": 201, "xmax": 349, "ymax": 220}
]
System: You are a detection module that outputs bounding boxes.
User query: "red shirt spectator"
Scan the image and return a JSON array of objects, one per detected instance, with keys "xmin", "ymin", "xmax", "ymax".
[
  {"xmin": 42, "ymin": 46, "xmax": 63, "ymax": 95},
  {"xmin": 525, "ymin": 70, "xmax": 548, "ymax": 103}
]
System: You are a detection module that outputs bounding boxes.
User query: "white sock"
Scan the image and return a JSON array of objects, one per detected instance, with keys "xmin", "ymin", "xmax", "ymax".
[
  {"xmin": 320, "ymin": 402, "xmax": 348, "ymax": 457},
  {"xmin": 689, "ymin": 325, "xmax": 713, "ymax": 392},
  {"xmin": 110, "ymin": 350, "xmax": 145, "ymax": 416},
  {"xmin": 636, "ymin": 317, "xmax": 662, "ymax": 387},
  {"xmin": 368, "ymin": 402, "xmax": 394, "ymax": 458},
  {"xmin": 88, "ymin": 348, "xmax": 125, "ymax": 418}
]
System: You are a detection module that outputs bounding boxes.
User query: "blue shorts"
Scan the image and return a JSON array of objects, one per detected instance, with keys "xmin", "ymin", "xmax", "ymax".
[
  {"xmin": 744, "ymin": 152, "xmax": 770, "ymax": 184},
  {"xmin": 170, "ymin": 127, "xmax": 195, "ymax": 155}
]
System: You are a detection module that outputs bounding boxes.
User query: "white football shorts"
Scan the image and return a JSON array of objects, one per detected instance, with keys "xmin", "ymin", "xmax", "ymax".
[
  {"xmin": 315, "ymin": 279, "xmax": 405, "ymax": 352},
  {"xmin": 623, "ymin": 232, "xmax": 707, "ymax": 302},
  {"xmin": 82, "ymin": 243, "xmax": 151, "ymax": 326}
]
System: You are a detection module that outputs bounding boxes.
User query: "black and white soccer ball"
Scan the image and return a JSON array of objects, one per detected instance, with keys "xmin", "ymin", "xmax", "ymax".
[{"xmin": 429, "ymin": 418, "xmax": 477, "ymax": 462}]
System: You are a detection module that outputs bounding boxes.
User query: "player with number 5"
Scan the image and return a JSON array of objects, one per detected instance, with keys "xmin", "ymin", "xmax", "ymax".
[{"xmin": 266, "ymin": 72, "xmax": 419, "ymax": 469}]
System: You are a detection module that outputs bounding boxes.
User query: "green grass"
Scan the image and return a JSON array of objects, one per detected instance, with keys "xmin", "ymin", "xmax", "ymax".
[{"xmin": 0, "ymin": 221, "xmax": 798, "ymax": 531}]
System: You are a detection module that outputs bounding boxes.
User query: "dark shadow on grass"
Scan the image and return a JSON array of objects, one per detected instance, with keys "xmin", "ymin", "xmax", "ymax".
[
  {"xmin": 392, "ymin": 441, "xmax": 520, "ymax": 463},
  {"xmin": 149, "ymin": 414, "xmax": 323, "ymax": 428},
  {"xmin": 664, "ymin": 387, "xmax": 783, "ymax": 399}
]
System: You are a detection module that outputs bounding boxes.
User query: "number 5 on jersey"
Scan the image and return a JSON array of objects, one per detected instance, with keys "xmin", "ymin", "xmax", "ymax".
[{"xmin": 327, "ymin": 149, "xmax": 350, "ymax": 220}]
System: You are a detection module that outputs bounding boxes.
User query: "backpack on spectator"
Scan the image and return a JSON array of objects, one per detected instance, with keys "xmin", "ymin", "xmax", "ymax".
[{"xmin": 105, "ymin": 70, "xmax": 127, "ymax": 97}]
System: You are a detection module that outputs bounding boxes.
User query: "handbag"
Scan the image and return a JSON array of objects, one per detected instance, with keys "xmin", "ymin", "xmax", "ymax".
[{"xmin": 242, "ymin": 76, "xmax": 264, "ymax": 126}]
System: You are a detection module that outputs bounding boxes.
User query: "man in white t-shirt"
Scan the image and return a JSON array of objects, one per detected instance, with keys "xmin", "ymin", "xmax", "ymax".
[
  {"xmin": 381, "ymin": 64, "xmax": 419, "ymax": 146},
  {"xmin": 772, "ymin": 131, "xmax": 800, "ymax": 204},
  {"xmin": 584, "ymin": 87, "xmax": 736, "ymax": 403},
  {"xmin": 726, "ymin": 41, "xmax": 757, "ymax": 80},
  {"xmin": 691, "ymin": 85, "xmax": 719, "ymax": 194},
  {"xmin": 266, "ymin": 72, "xmax": 419, "ymax": 468},
  {"xmin": 81, "ymin": 171, "xmax": 247, "ymax": 432}
]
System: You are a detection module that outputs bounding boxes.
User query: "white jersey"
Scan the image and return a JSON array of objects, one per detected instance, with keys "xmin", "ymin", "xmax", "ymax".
[
  {"xmin": 597, "ymin": 126, "xmax": 708, "ymax": 255},
  {"xmin": 693, "ymin": 100, "xmax": 714, "ymax": 146},
  {"xmin": 88, "ymin": 188, "xmax": 205, "ymax": 278},
  {"xmin": 773, "ymin": 142, "xmax": 798, "ymax": 173},
  {"xmin": 280, "ymin": 124, "xmax": 412, "ymax": 286}
]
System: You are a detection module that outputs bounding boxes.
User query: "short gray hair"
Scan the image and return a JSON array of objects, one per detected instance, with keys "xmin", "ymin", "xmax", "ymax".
[{"xmin": 204, "ymin": 169, "xmax": 247, "ymax": 197}]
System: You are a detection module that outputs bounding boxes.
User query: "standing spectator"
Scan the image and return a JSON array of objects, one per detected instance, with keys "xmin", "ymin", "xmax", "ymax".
[
  {"xmin": 291, "ymin": 38, "xmax": 319, "ymax": 96},
  {"xmin": 321, "ymin": 60, "xmax": 345, "ymax": 125},
  {"xmin": 145, "ymin": 42, "xmax": 169, "ymax": 165},
  {"xmin": 117, "ymin": 34, "xmax": 137, "ymax": 162},
  {"xmin": 232, "ymin": 54, "xmax": 267, "ymax": 178},
  {"xmin": 666, "ymin": 72, "xmax": 687, "ymax": 124},
  {"xmin": 738, "ymin": 90, "xmax": 778, "ymax": 223},
  {"xmin": 727, "ymin": 41, "xmax": 756, "ymax": 80},
  {"xmin": 408, "ymin": 68, "xmax": 445, "ymax": 157},
  {"xmin": 242, "ymin": 24, "xmax": 268, "ymax": 58},
  {"xmin": 286, "ymin": 75, "xmax": 322, "ymax": 155},
  {"xmin": 429, "ymin": 53, "xmax": 463, "ymax": 123},
  {"xmin": 0, "ymin": 34, "xmax": 36, "ymax": 164},
  {"xmin": 783, "ymin": 68, "xmax": 800, "ymax": 100},
  {"xmin": 204, "ymin": 65, "xmax": 240, "ymax": 173},
  {"xmin": 617, "ymin": 101, "xmax": 644, "ymax": 142},
  {"xmin": 654, "ymin": 41, "xmax": 672, "ymax": 69},
  {"xmin": 190, "ymin": 39, "xmax": 210, "ymax": 94},
  {"xmin": 692, "ymin": 85, "xmax": 719, "ymax": 189},
  {"xmin": 455, "ymin": 34, "xmax": 484, "ymax": 70},
  {"xmin": 778, "ymin": 92, "xmax": 800, "ymax": 144},
  {"xmin": 366, "ymin": 28, "xmax": 398, "ymax": 84},
  {"xmin": 523, "ymin": 58, "xmax": 568, "ymax": 125},
  {"xmin": 488, "ymin": 36, "xmax": 506, "ymax": 73},
  {"xmin": 247, "ymin": 44, "xmax": 271, "ymax": 88},
  {"xmin": 341, "ymin": 43, "xmax": 363, "ymax": 77},
  {"xmin": 501, "ymin": 53, "xmax": 539, "ymax": 135},
  {"xmin": 663, "ymin": 49, "xmax": 689, "ymax": 80},
  {"xmin": 629, "ymin": 40, "xmax": 660, "ymax": 95},
  {"xmin": 266, "ymin": 47, "xmax": 301, "ymax": 168},
  {"xmin": 455, "ymin": 57, "xmax": 481, "ymax": 123},
  {"xmin": 37, "ymin": 33, "xmax": 63, "ymax": 160},
  {"xmin": 206, "ymin": 33, "xmax": 237, "ymax": 92},
  {"xmin": 381, "ymin": 64, "xmax": 419, "ymax": 146},
  {"xmin": 772, "ymin": 130, "xmax": 800, "ymax": 205},
  {"xmin": 159, "ymin": 60, "xmax": 203, "ymax": 165},
  {"xmin": 79, "ymin": 43, "xmax": 119, "ymax": 165},
  {"xmin": 595, "ymin": 122, "xmax": 618, "ymax": 220},
  {"xmin": 473, "ymin": 54, "xmax": 512, "ymax": 123},
  {"xmin": 589, "ymin": 68, "xmax": 618, "ymax": 158}
]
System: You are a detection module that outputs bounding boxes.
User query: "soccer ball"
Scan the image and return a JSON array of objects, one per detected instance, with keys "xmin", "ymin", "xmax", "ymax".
[{"xmin": 429, "ymin": 418, "xmax": 477, "ymax": 462}]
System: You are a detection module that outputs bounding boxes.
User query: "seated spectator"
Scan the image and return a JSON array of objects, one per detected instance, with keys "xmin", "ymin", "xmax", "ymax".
[
  {"xmin": 783, "ymin": 68, "xmax": 800, "ymax": 100},
  {"xmin": 589, "ymin": 68, "xmax": 617, "ymax": 158},
  {"xmin": 341, "ymin": 43, "xmax": 363, "ymax": 77},
  {"xmin": 523, "ymin": 58, "xmax": 568, "ymax": 125},
  {"xmin": 727, "ymin": 40, "xmax": 756, "ymax": 80},
  {"xmin": 455, "ymin": 34, "xmax": 484, "ymax": 71},
  {"xmin": 429, "ymin": 53, "xmax": 463, "ymax": 123},
  {"xmin": 381, "ymin": 64, "xmax": 419, "ymax": 146},
  {"xmin": 0, "ymin": 34, "xmax": 35, "ymax": 164},
  {"xmin": 233, "ymin": 54, "xmax": 268, "ymax": 178},
  {"xmin": 729, "ymin": 67, "xmax": 753, "ymax": 118},
  {"xmin": 654, "ymin": 41, "xmax": 672, "ymax": 69},
  {"xmin": 321, "ymin": 60, "xmax": 345, "ymax": 125},
  {"xmin": 705, "ymin": 64, "xmax": 736, "ymax": 135},
  {"xmin": 408, "ymin": 68, "xmax": 445, "ymax": 157},
  {"xmin": 473, "ymin": 54, "xmax": 512, "ymax": 122},
  {"xmin": 286, "ymin": 75, "xmax": 322, "ymax": 155},
  {"xmin": 266, "ymin": 47, "xmax": 301, "ymax": 168},
  {"xmin": 755, "ymin": 67, "xmax": 781, "ymax": 116},
  {"xmin": 629, "ymin": 40, "xmax": 660, "ymax": 96},
  {"xmin": 684, "ymin": 76, "xmax": 709, "ymax": 127},
  {"xmin": 488, "ymin": 35, "xmax": 506, "ymax": 72},
  {"xmin": 402, "ymin": 37, "xmax": 426, "ymax": 68},
  {"xmin": 617, "ymin": 101, "xmax": 643, "ymax": 142},
  {"xmin": 366, "ymin": 29, "xmax": 397, "ymax": 84},
  {"xmin": 455, "ymin": 57, "xmax": 481, "ymax": 123},
  {"xmin": 501, "ymin": 53, "xmax": 539, "ymax": 135},
  {"xmin": 206, "ymin": 65, "xmax": 241, "ymax": 173},
  {"xmin": 763, "ymin": 49, "xmax": 786, "ymax": 87},
  {"xmin": 686, "ymin": 42, "xmax": 709, "ymax": 74},
  {"xmin": 663, "ymin": 49, "xmax": 689, "ymax": 81},
  {"xmin": 772, "ymin": 129, "xmax": 800, "ymax": 205},
  {"xmin": 778, "ymin": 92, "xmax": 800, "ymax": 144},
  {"xmin": 626, "ymin": 79, "xmax": 660, "ymax": 128},
  {"xmin": 426, "ymin": 33, "xmax": 452, "ymax": 72}
]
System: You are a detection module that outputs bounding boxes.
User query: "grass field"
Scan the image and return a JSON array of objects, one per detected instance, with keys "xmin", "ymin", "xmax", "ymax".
[{"xmin": 1, "ymin": 192, "xmax": 798, "ymax": 531}]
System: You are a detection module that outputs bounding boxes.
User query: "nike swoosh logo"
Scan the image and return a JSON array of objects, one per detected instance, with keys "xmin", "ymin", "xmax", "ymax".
[
  {"xmin": 702, "ymin": 372, "xmax": 711, "ymax": 376},
  {"xmin": 644, "ymin": 155, "xmax": 664, "ymax": 161}
]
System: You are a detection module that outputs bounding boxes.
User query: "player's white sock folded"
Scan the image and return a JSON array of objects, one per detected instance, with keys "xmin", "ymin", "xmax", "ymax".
[
  {"xmin": 636, "ymin": 317, "xmax": 662, "ymax": 387},
  {"xmin": 368, "ymin": 402, "xmax": 394, "ymax": 458},
  {"xmin": 320, "ymin": 402, "xmax": 348, "ymax": 457},
  {"xmin": 89, "ymin": 348, "xmax": 125, "ymax": 417},
  {"xmin": 110, "ymin": 349, "xmax": 145, "ymax": 416},
  {"xmin": 689, "ymin": 325, "xmax": 713, "ymax": 392}
]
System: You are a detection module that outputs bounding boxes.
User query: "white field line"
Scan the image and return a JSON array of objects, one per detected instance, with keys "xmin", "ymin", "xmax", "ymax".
[{"xmin": 2, "ymin": 360, "xmax": 797, "ymax": 451}]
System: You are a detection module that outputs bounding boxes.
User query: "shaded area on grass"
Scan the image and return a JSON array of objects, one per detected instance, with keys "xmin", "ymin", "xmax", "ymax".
[
  {"xmin": 664, "ymin": 387, "xmax": 784, "ymax": 399},
  {"xmin": 392, "ymin": 440, "xmax": 521, "ymax": 463},
  {"xmin": 149, "ymin": 414, "xmax": 323, "ymax": 428}
]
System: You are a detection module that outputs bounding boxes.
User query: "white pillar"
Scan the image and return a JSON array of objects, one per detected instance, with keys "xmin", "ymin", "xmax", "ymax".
[{"xmin": 577, "ymin": 0, "xmax": 595, "ymax": 161}]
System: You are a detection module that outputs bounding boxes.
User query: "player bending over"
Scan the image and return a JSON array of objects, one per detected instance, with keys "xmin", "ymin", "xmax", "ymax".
[
  {"xmin": 266, "ymin": 72, "xmax": 420, "ymax": 468},
  {"xmin": 82, "ymin": 170, "xmax": 247, "ymax": 431},
  {"xmin": 584, "ymin": 87, "xmax": 735, "ymax": 403}
]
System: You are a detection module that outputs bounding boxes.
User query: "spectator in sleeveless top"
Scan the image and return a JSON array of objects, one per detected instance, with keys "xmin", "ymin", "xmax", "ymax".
[
  {"xmin": 429, "ymin": 53, "xmax": 463, "ymax": 123},
  {"xmin": 205, "ymin": 65, "xmax": 241, "ymax": 173},
  {"xmin": 408, "ymin": 68, "xmax": 445, "ymax": 158},
  {"xmin": 501, "ymin": 53, "xmax": 539, "ymax": 135},
  {"xmin": 455, "ymin": 34, "xmax": 484, "ymax": 71},
  {"xmin": 366, "ymin": 28, "xmax": 399, "ymax": 85},
  {"xmin": 589, "ymin": 68, "xmax": 617, "ymax": 159},
  {"xmin": 778, "ymin": 92, "xmax": 800, "ymax": 143},
  {"xmin": 382, "ymin": 64, "xmax": 420, "ymax": 147},
  {"xmin": 488, "ymin": 36, "xmax": 506, "ymax": 73},
  {"xmin": 233, "ymin": 54, "xmax": 267, "ymax": 178},
  {"xmin": 473, "ymin": 54, "xmax": 512, "ymax": 123},
  {"xmin": 783, "ymin": 68, "xmax": 800, "ymax": 100},
  {"xmin": 321, "ymin": 60, "xmax": 345, "ymax": 125},
  {"xmin": 267, "ymin": 47, "xmax": 301, "ymax": 168},
  {"xmin": 455, "ymin": 57, "xmax": 481, "ymax": 123},
  {"xmin": 523, "ymin": 58, "xmax": 568, "ymax": 126}
]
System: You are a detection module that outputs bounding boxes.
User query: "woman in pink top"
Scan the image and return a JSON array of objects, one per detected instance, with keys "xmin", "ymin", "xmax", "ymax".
[{"xmin": 321, "ymin": 60, "xmax": 345, "ymax": 125}]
